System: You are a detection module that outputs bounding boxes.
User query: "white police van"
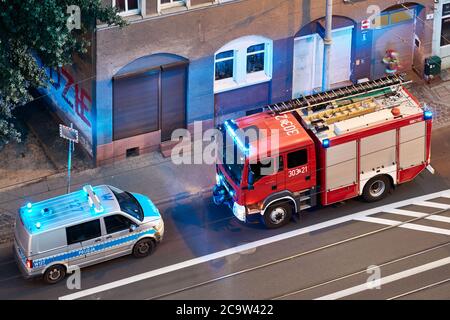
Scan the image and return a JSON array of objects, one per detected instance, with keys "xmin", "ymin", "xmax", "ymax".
[{"xmin": 14, "ymin": 185, "xmax": 164, "ymax": 284}]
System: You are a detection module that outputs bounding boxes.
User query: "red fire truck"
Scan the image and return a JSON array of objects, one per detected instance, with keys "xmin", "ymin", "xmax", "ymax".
[{"xmin": 213, "ymin": 76, "xmax": 433, "ymax": 228}]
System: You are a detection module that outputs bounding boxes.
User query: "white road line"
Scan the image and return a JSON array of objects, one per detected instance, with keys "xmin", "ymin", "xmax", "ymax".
[
  {"xmin": 413, "ymin": 201, "xmax": 450, "ymax": 210},
  {"xmin": 59, "ymin": 189, "xmax": 450, "ymax": 300},
  {"xmin": 426, "ymin": 215, "xmax": 450, "ymax": 224},
  {"xmin": 384, "ymin": 208, "xmax": 450, "ymax": 224},
  {"xmin": 315, "ymin": 257, "xmax": 450, "ymax": 300},
  {"xmin": 384, "ymin": 208, "xmax": 427, "ymax": 218},
  {"xmin": 355, "ymin": 217, "xmax": 450, "ymax": 236}
]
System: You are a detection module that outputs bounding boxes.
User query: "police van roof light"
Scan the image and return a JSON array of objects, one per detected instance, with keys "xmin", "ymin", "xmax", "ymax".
[{"xmin": 83, "ymin": 185, "xmax": 104, "ymax": 213}]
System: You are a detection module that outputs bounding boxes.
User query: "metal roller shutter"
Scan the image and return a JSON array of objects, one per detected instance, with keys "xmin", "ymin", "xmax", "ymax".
[
  {"xmin": 161, "ymin": 64, "xmax": 187, "ymax": 142},
  {"xmin": 113, "ymin": 70, "xmax": 160, "ymax": 141}
]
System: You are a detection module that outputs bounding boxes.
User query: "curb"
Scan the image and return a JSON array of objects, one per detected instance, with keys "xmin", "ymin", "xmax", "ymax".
[{"xmin": 154, "ymin": 187, "xmax": 213, "ymax": 206}]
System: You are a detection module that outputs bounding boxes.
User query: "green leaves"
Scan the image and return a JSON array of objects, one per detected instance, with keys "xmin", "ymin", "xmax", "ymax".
[{"xmin": 0, "ymin": 0, "xmax": 125, "ymax": 144}]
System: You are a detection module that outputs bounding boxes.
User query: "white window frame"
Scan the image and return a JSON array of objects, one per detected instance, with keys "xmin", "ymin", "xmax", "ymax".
[
  {"xmin": 214, "ymin": 50, "xmax": 236, "ymax": 85},
  {"xmin": 214, "ymin": 35, "xmax": 273, "ymax": 94},
  {"xmin": 113, "ymin": 0, "xmax": 141, "ymax": 16}
]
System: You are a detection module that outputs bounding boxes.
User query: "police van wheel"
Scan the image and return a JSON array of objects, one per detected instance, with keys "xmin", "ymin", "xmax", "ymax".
[
  {"xmin": 263, "ymin": 202, "xmax": 292, "ymax": 229},
  {"xmin": 133, "ymin": 238, "xmax": 155, "ymax": 258},
  {"xmin": 43, "ymin": 265, "xmax": 66, "ymax": 284},
  {"xmin": 363, "ymin": 175, "xmax": 391, "ymax": 203}
]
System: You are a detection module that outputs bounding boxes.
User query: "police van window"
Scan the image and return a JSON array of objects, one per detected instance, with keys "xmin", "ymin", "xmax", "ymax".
[
  {"xmin": 250, "ymin": 156, "xmax": 283, "ymax": 182},
  {"xmin": 105, "ymin": 215, "xmax": 133, "ymax": 234},
  {"xmin": 288, "ymin": 149, "xmax": 308, "ymax": 169},
  {"xmin": 66, "ymin": 220, "xmax": 101, "ymax": 245}
]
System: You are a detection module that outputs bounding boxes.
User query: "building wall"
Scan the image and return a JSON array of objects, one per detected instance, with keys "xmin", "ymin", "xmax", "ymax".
[{"xmin": 94, "ymin": 0, "xmax": 434, "ymax": 164}]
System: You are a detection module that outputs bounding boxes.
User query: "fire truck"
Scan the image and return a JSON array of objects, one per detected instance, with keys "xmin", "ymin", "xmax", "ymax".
[{"xmin": 213, "ymin": 75, "xmax": 433, "ymax": 228}]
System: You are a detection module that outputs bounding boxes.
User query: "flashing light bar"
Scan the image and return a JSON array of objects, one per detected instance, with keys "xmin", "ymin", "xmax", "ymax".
[
  {"xmin": 322, "ymin": 139, "xmax": 330, "ymax": 148},
  {"xmin": 83, "ymin": 185, "xmax": 104, "ymax": 213},
  {"xmin": 424, "ymin": 110, "xmax": 433, "ymax": 120},
  {"xmin": 224, "ymin": 120, "xmax": 250, "ymax": 154}
]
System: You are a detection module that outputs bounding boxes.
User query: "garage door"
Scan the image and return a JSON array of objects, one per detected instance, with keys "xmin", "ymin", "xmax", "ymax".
[
  {"xmin": 113, "ymin": 70, "xmax": 160, "ymax": 141},
  {"xmin": 293, "ymin": 26, "xmax": 353, "ymax": 97},
  {"xmin": 113, "ymin": 64, "xmax": 187, "ymax": 142}
]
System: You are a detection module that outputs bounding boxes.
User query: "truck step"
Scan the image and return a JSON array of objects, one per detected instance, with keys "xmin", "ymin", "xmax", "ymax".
[
  {"xmin": 300, "ymin": 196, "xmax": 311, "ymax": 202},
  {"xmin": 300, "ymin": 204, "xmax": 312, "ymax": 211}
]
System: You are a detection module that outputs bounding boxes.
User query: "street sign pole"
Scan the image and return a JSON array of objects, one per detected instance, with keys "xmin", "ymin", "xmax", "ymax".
[
  {"xmin": 59, "ymin": 123, "xmax": 79, "ymax": 194},
  {"xmin": 67, "ymin": 124, "xmax": 73, "ymax": 194}
]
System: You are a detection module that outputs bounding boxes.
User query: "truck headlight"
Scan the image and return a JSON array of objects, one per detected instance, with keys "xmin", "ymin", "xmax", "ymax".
[
  {"xmin": 233, "ymin": 202, "xmax": 246, "ymax": 222},
  {"xmin": 216, "ymin": 173, "xmax": 222, "ymax": 186}
]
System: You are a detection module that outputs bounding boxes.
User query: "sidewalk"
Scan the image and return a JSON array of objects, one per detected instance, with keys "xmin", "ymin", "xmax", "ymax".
[
  {"xmin": 0, "ymin": 143, "xmax": 216, "ymax": 244},
  {"xmin": 406, "ymin": 71, "xmax": 450, "ymax": 128}
]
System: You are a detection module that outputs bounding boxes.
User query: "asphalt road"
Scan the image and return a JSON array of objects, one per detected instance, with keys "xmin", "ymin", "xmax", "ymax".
[{"xmin": 0, "ymin": 126, "xmax": 449, "ymax": 300}]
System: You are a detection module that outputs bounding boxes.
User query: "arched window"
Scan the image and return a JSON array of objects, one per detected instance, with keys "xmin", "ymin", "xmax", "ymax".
[{"xmin": 214, "ymin": 35, "xmax": 273, "ymax": 93}]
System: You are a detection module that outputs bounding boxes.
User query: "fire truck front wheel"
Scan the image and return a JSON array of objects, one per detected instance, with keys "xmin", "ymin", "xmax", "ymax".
[
  {"xmin": 263, "ymin": 201, "xmax": 293, "ymax": 229},
  {"xmin": 363, "ymin": 175, "xmax": 391, "ymax": 202}
]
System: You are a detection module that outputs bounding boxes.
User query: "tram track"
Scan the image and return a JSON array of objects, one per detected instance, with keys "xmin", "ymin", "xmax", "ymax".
[{"xmin": 145, "ymin": 207, "xmax": 450, "ymax": 300}]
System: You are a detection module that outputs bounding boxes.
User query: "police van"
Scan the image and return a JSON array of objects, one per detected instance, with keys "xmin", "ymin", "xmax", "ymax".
[{"xmin": 14, "ymin": 185, "xmax": 164, "ymax": 284}]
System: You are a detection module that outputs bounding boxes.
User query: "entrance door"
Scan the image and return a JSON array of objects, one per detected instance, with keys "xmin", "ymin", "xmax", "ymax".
[
  {"xmin": 293, "ymin": 27, "xmax": 353, "ymax": 97},
  {"xmin": 371, "ymin": 10, "xmax": 416, "ymax": 79},
  {"xmin": 161, "ymin": 64, "xmax": 187, "ymax": 142},
  {"xmin": 292, "ymin": 34, "xmax": 321, "ymax": 98}
]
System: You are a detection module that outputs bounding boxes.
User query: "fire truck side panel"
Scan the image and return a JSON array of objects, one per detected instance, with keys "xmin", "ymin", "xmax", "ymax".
[
  {"xmin": 359, "ymin": 129, "xmax": 397, "ymax": 195},
  {"xmin": 397, "ymin": 120, "xmax": 431, "ymax": 184},
  {"xmin": 319, "ymin": 113, "xmax": 430, "ymax": 206},
  {"xmin": 324, "ymin": 141, "xmax": 358, "ymax": 205}
]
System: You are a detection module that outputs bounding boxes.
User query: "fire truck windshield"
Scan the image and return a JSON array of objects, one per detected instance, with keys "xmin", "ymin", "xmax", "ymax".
[{"xmin": 219, "ymin": 127, "xmax": 246, "ymax": 186}]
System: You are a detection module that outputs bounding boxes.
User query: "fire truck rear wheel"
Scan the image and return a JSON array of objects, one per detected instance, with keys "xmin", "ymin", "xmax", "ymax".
[
  {"xmin": 363, "ymin": 175, "xmax": 391, "ymax": 202},
  {"xmin": 263, "ymin": 202, "xmax": 293, "ymax": 229}
]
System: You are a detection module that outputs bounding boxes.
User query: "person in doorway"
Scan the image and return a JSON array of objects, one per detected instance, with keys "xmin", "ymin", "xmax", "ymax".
[{"xmin": 382, "ymin": 49, "xmax": 400, "ymax": 75}]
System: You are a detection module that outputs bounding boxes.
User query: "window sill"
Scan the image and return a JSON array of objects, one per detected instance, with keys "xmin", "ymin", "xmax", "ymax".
[
  {"xmin": 160, "ymin": 5, "xmax": 188, "ymax": 15},
  {"xmin": 214, "ymin": 74, "xmax": 272, "ymax": 94},
  {"xmin": 118, "ymin": 10, "xmax": 142, "ymax": 17}
]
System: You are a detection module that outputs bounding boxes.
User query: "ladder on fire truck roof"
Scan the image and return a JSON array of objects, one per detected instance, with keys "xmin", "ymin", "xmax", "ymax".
[{"xmin": 267, "ymin": 74, "xmax": 410, "ymax": 115}]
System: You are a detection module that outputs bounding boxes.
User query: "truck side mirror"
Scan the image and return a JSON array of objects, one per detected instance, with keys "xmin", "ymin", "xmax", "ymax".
[{"xmin": 248, "ymin": 170, "xmax": 255, "ymax": 190}]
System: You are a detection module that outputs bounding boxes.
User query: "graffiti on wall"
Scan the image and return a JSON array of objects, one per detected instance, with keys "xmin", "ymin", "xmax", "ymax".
[
  {"xmin": 49, "ymin": 67, "xmax": 92, "ymax": 129},
  {"xmin": 39, "ymin": 66, "xmax": 94, "ymax": 156}
]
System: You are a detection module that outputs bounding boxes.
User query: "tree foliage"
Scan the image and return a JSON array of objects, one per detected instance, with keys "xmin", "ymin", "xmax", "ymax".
[{"xmin": 0, "ymin": 0, "xmax": 126, "ymax": 145}]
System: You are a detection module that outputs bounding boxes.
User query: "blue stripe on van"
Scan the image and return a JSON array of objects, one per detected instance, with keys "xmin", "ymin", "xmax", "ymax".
[{"xmin": 32, "ymin": 229, "xmax": 156, "ymax": 268}]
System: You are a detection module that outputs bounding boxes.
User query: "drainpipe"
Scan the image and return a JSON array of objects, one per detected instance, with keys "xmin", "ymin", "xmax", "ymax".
[{"xmin": 322, "ymin": 0, "xmax": 333, "ymax": 92}]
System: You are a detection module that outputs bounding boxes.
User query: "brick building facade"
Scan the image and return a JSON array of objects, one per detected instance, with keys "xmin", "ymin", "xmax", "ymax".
[{"xmin": 39, "ymin": 0, "xmax": 435, "ymax": 165}]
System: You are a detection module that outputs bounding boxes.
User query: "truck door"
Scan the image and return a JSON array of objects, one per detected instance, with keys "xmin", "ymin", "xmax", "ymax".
[
  {"xmin": 285, "ymin": 146, "xmax": 315, "ymax": 192},
  {"xmin": 246, "ymin": 156, "xmax": 285, "ymax": 205}
]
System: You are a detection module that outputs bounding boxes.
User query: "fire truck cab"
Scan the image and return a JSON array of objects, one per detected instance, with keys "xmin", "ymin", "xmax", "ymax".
[{"xmin": 213, "ymin": 76, "xmax": 432, "ymax": 228}]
